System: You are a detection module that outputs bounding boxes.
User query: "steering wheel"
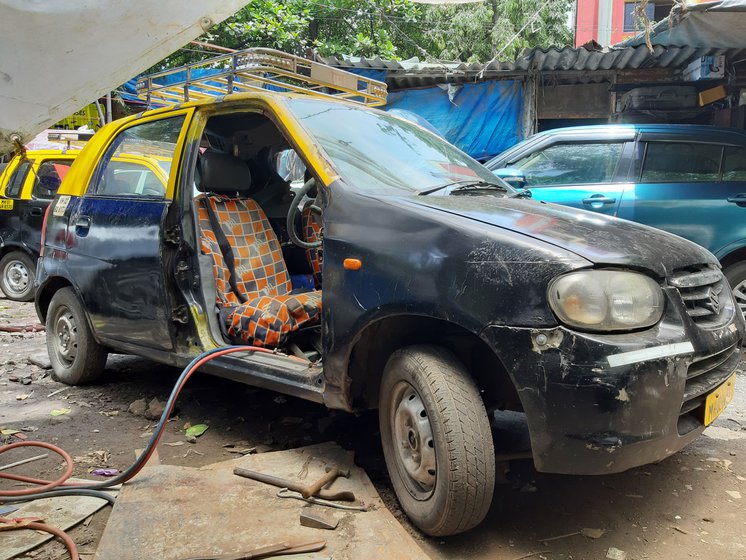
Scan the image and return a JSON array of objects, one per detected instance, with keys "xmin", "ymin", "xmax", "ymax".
[{"xmin": 287, "ymin": 177, "xmax": 322, "ymax": 249}]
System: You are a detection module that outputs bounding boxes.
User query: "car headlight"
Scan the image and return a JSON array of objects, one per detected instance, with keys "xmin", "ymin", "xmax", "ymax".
[{"xmin": 548, "ymin": 270, "xmax": 664, "ymax": 331}]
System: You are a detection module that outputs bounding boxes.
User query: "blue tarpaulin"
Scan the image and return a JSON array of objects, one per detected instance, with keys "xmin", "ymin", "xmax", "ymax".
[{"xmin": 384, "ymin": 80, "xmax": 524, "ymax": 161}]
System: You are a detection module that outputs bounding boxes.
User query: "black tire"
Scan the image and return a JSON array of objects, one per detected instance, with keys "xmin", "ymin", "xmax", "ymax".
[
  {"xmin": 725, "ymin": 262, "xmax": 746, "ymax": 319},
  {"xmin": 0, "ymin": 251, "xmax": 36, "ymax": 302},
  {"xmin": 46, "ymin": 287, "xmax": 107, "ymax": 385},
  {"xmin": 379, "ymin": 345, "xmax": 495, "ymax": 536}
]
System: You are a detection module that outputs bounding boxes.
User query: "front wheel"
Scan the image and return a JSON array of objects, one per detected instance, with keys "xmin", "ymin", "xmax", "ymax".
[
  {"xmin": 0, "ymin": 251, "xmax": 36, "ymax": 302},
  {"xmin": 379, "ymin": 345, "xmax": 495, "ymax": 536},
  {"xmin": 46, "ymin": 287, "xmax": 108, "ymax": 385},
  {"xmin": 725, "ymin": 262, "xmax": 746, "ymax": 319}
]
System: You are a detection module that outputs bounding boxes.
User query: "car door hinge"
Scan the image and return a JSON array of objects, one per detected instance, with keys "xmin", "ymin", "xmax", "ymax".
[
  {"xmin": 170, "ymin": 305, "xmax": 189, "ymax": 324},
  {"xmin": 175, "ymin": 260, "xmax": 189, "ymax": 281},
  {"xmin": 164, "ymin": 225, "xmax": 182, "ymax": 245}
]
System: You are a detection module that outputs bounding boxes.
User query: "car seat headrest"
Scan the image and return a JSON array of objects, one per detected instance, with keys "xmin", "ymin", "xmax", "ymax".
[{"xmin": 196, "ymin": 150, "xmax": 252, "ymax": 194}]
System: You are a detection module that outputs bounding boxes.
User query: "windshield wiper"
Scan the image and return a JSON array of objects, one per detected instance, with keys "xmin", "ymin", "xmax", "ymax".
[
  {"xmin": 451, "ymin": 182, "xmax": 508, "ymax": 195},
  {"xmin": 417, "ymin": 180, "xmax": 508, "ymax": 196}
]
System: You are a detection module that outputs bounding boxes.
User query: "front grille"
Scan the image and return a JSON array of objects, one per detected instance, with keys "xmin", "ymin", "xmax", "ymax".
[
  {"xmin": 678, "ymin": 342, "xmax": 741, "ymax": 434},
  {"xmin": 669, "ymin": 266, "xmax": 733, "ymax": 328}
]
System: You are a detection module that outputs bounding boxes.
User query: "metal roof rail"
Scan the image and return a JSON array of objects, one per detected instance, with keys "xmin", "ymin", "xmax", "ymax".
[{"xmin": 136, "ymin": 48, "xmax": 388, "ymax": 108}]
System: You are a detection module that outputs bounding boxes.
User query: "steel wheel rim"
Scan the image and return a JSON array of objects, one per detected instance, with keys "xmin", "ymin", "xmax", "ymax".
[
  {"xmin": 389, "ymin": 380, "xmax": 436, "ymax": 500},
  {"xmin": 52, "ymin": 306, "xmax": 78, "ymax": 366},
  {"xmin": 3, "ymin": 259, "xmax": 30, "ymax": 296},
  {"xmin": 733, "ymin": 278, "xmax": 746, "ymax": 318}
]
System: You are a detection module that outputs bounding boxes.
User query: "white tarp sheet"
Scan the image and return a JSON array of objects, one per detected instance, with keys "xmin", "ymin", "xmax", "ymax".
[
  {"xmin": 620, "ymin": 0, "xmax": 746, "ymax": 49},
  {"xmin": 0, "ymin": 0, "xmax": 250, "ymax": 153}
]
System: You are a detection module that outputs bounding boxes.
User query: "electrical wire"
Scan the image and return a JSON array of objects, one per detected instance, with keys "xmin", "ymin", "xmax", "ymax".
[
  {"xmin": 0, "ymin": 516, "xmax": 80, "ymax": 560},
  {"xmin": 0, "ymin": 345, "xmax": 289, "ymax": 560},
  {"xmin": 0, "ymin": 345, "xmax": 276, "ymax": 502},
  {"xmin": 0, "ymin": 489, "xmax": 116, "ymax": 505}
]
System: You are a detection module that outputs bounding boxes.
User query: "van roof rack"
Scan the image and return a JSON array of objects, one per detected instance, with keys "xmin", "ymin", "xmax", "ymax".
[{"xmin": 137, "ymin": 48, "xmax": 387, "ymax": 108}]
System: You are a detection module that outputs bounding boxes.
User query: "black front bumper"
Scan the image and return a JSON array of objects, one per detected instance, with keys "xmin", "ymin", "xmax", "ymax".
[{"xmin": 482, "ymin": 291, "xmax": 744, "ymax": 475}]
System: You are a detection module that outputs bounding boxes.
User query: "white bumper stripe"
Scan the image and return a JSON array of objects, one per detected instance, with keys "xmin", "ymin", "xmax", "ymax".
[{"xmin": 607, "ymin": 342, "xmax": 695, "ymax": 368}]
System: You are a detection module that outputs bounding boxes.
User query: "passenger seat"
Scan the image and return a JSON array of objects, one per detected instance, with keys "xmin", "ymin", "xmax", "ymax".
[{"xmin": 194, "ymin": 151, "xmax": 322, "ymax": 348}]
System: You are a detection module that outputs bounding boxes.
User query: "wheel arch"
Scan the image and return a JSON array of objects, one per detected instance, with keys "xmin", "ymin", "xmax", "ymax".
[
  {"xmin": 346, "ymin": 314, "xmax": 522, "ymax": 413},
  {"xmin": 36, "ymin": 276, "xmax": 75, "ymax": 322},
  {"xmin": 0, "ymin": 243, "xmax": 36, "ymax": 261},
  {"xmin": 719, "ymin": 245, "xmax": 746, "ymax": 273}
]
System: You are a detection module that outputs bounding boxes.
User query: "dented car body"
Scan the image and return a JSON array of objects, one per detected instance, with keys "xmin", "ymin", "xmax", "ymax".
[
  {"xmin": 333, "ymin": 188, "xmax": 744, "ymax": 475},
  {"xmin": 35, "ymin": 92, "xmax": 744, "ymax": 536}
]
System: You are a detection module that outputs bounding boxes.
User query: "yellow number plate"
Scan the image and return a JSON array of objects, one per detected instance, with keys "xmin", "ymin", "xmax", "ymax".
[
  {"xmin": 0, "ymin": 199, "xmax": 13, "ymax": 210},
  {"xmin": 704, "ymin": 373, "xmax": 736, "ymax": 426}
]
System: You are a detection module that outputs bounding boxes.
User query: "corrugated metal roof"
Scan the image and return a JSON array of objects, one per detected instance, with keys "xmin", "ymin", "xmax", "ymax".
[{"xmin": 319, "ymin": 44, "xmax": 746, "ymax": 89}]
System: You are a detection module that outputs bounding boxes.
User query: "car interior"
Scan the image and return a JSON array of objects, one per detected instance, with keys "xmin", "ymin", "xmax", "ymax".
[{"xmin": 191, "ymin": 111, "xmax": 323, "ymax": 361}]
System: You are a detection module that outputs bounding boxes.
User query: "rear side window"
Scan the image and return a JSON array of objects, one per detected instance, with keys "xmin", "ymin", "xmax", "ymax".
[
  {"xmin": 641, "ymin": 142, "xmax": 722, "ymax": 182},
  {"xmin": 4, "ymin": 160, "xmax": 32, "ymax": 198},
  {"xmin": 512, "ymin": 142, "xmax": 623, "ymax": 186},
  {"xmin": 722, "ymin": 146, "xmax": 746, "ymax": 182},
  {"xmin": 88, "ymin": 116, "xmax": 185, "ymax": 197},
  {"xmin": 32, "ymin": 160, "xmax": 73, "ymax": 199}
]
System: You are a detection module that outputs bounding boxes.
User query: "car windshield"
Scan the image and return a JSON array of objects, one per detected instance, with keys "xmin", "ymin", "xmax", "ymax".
[{"xmin": 287, "ymin": 98, "xmax": 506, "ymax": 194}]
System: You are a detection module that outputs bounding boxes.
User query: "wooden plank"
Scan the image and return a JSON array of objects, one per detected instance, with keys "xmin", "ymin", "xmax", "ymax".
[
  {"xmin": 0, "ymin": 485, "xmax": 114, "ymax": 560},
  {"xmin": 615, "ymin": 68, "xmax": 677, "ymax": 84},
  {"xmin": 538, "ymin": 83, "xmax": 612, "ymax": 119}
]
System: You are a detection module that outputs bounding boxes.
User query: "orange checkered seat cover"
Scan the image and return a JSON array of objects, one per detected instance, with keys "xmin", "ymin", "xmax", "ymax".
[{"xmin": 194, "ymin": 151, "xmax": 321, "ymax": 348}]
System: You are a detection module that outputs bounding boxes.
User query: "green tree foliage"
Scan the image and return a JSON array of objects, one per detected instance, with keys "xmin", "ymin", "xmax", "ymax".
[
  {"xmin": 418, "ymin": 0, "xmax": 574, "ymax": 62},
  {"xmin": 154, "ymin": 0, "xmax": 572, "ymax": 69},
  {"xmin": 208, "ymin": 0, "xmax": 416, "ymax": 58}
]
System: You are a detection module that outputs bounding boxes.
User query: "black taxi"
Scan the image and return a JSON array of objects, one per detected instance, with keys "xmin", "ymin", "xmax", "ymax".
[
  {"xmin": 0, "ymin": 150, "xmax": 76, "ymax": 300},
  {"xmin": 35, "ymin": 49, "xmax": 744, "ymax": 536}
]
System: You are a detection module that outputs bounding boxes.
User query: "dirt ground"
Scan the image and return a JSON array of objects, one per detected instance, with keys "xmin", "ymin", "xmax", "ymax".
[{"xmin": 1, "ymin": 295, "xmax": 745, "ymax": 560}]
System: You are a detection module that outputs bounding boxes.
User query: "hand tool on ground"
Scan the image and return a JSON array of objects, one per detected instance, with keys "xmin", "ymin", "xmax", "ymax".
[
  {"xmin": 233, "ymin": 466, "xmax": 356, "ymax": 502},
  {"xmin": 181, "ymin": 538, "xmax": 326, "ymax": 560},
  {"xmin": 299, "ymin": 508, "xmax": 340, "ymax": 530},
  {"xmin": 301, "ymin": 466, "xmax": 351, "ymax": 498},
  {"xmin": 276, "ymin": 488, "xmax": 368, "ymax": 511}
]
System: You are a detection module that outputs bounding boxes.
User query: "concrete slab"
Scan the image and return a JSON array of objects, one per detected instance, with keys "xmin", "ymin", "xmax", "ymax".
[
  {"xmin": 95, "ymin": 442, "xmax": 428, "ymax": 560},
  {"xmin": 0, "ymin": 490, "xmax": 112, "ymax": 560}
]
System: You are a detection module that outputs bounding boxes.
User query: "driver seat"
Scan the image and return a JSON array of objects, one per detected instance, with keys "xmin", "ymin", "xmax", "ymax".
[{"xmin": 194, "ymin": 151, "xmax": 321, "ymax": 348}]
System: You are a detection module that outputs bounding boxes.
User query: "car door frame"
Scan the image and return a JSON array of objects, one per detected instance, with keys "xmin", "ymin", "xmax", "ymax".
[
  {"xmin": 61, "ymin": 108, "xmax": 195, "ymax": 355},
  {"xmin": 490, "ymin": 128, "xmax": 637, "ymax": 216}
]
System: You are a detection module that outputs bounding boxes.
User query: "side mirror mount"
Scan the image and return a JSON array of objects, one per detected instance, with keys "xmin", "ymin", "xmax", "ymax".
[{"xmin": 493, "ymin": 167, "xmax": 527, "ymax": 189}]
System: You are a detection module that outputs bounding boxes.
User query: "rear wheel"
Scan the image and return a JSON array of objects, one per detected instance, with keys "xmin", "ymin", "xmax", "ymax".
[
  {"xmin": 46, "ymin": 287, "xmax": 107, "ymax": 385},
  {"xmin": 379, "ymin": 345, "xmax": 495, "ymax": 536},
  {"xmin": 724, "ymin": 262, "xmax": 746, "ymax": 318},
  {"xmin": 0, "ymin": 251, "xmax": 35, "ymax": 302}
]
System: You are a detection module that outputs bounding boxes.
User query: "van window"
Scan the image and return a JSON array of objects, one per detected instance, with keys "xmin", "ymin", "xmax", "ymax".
[
  {"xmin": 32, "ymin": 160, "xmax": 73, "ymax": 199},
  {"xmin": 88, "ymin": 116, "xmax": 184, "ymax": 197},
  {"xmin": 641, "ymin": 142, "xmax": 722, "ymax": 183},
  {"xmin": 4, "ymin": 160, "xmax": 32, "ymax": 198},
  {"xmin": 722, "ymin": 146, "xmax": 746, "ymax": 182},
  {"xmin": 511, "ymin": 142, "xmax": 624, "ymax": 186}
]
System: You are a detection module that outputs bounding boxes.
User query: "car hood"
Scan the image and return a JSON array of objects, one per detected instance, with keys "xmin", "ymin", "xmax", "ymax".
[{"xmin": 405, "ymin": 194, "xmax": 717, "ymax": 279}]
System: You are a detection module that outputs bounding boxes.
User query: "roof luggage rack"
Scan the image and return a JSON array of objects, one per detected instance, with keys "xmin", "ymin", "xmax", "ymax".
[{"xmin": 137, "ymin": 48, "xmax": 387, "ymax": 108}]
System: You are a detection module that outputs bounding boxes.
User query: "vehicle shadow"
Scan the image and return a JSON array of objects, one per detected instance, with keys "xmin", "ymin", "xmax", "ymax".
[{"xmin": 423, "ymin": 442, "xmax": 742, "ymax": 559}]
